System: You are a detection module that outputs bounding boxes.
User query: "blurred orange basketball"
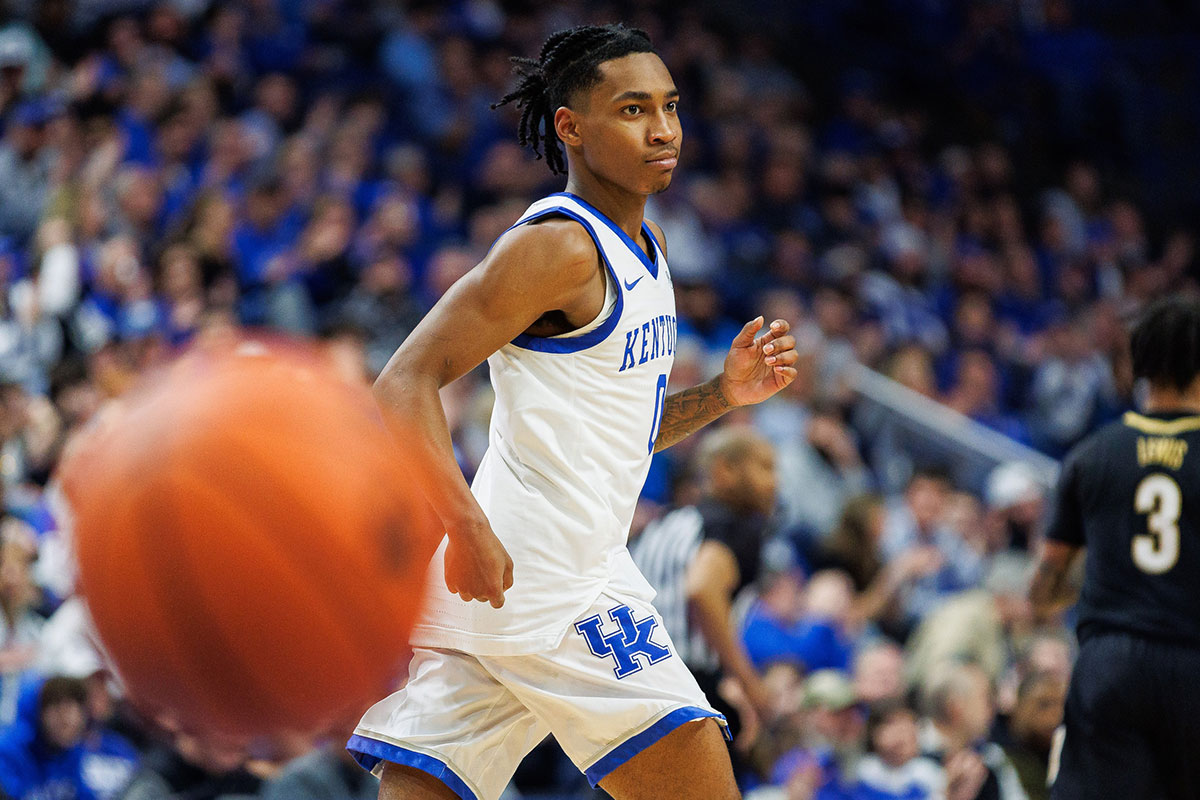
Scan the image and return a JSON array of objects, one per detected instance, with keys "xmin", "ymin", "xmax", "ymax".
[{"xmin": 60, "ymin": 337, "xmax": 441, "ymax": 738}]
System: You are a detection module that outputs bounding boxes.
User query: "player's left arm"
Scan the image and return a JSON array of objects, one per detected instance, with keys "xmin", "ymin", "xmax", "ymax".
[
  {"xmin": 653, "ymin": 317, "xmax": 798, "ymax": 452},
  {"xmin": 646, "ymin": 221, "xmax": 799, "ymax": 450},
  {"xmin": 1029, "ymin": 539, "xmax": 1084, "ymax": 624}
]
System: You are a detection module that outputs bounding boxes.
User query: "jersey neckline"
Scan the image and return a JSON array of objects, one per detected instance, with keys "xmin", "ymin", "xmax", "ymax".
[{"xmin": 1123, "ymin": 410, "xmax": 1200, "ymax": 435}]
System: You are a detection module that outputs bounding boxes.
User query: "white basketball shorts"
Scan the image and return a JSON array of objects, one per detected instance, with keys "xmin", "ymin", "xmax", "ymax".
[{"xmin": 346, "ymin": 586, "xmax": 729, "ymax": 800}]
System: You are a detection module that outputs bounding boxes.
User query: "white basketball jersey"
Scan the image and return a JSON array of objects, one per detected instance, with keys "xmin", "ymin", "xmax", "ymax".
[{"xmin": 410, "ymin": 193, "xmax": 677, "ymax": 655}]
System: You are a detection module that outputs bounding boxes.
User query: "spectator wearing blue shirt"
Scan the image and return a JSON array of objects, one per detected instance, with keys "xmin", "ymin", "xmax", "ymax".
[
  {"xmin": 743, "ymin": 570, "xmax": 855, "ymax": 674},
  {"xmin": 231, "ymin": 175, "xmax": 310, "ymax": 331},
  {"xmin": 0, "ymin": 676, "xmax": 102, "ymax": 800}
]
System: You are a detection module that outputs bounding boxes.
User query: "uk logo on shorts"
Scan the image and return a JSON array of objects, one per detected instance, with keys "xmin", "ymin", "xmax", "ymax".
[{"xmin": 574, "ymin": 604, "xmax": 672, "ymax": 679}]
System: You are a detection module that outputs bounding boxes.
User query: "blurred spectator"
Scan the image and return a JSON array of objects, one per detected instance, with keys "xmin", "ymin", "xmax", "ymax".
[
  {"xmin": 260, "ymin": 741, "xmax": 379, "ymax": 800},
  {"xmin": 773, "ymin": 404, "xmax": 872, "ymax": 539},
  {"xmin": 917, "ymin": 662, "xmax": 1028, "ymax": 800},
  {"xmin": 231, "ymin": 175, "xmax": 307, "ymax": 331},
  {"xmin": 881, "ymin": 470, "xmax": 984, "ymax": 632},
  {"xmin": 742, "ymin": 570, "xmax": 855, "ymax": 675},
  {"xmin": 905, "ymin": 554, "xmax": 1035, "ymax": 691},
  {"xmin": 776, "ymin": 669, "xmax": 866, "ymax": 799},
  {"xmin": 1026, "ymin": 315, "xmax": 1119, "ymax": 455},
  {"xmin": 853, "ymin": 641, "xmax": 906, "ymax": 707},
  {"xmin": 983, "ymin": 463, "xmax": 1048, "ymax": 554},
  {"xmin": 997, "ymin": 671, "xmax": 1065, "ymax": 800},
  {"xmin": 943, "ymin": 350, "xmax": 1031, "ymax": 445},
  {"xmin": 0, "ymin": 674, "xmax": 138, "ymax": 800},
  {"xmin": 0, "ymin": 675, "xmax": 89, "ymax": 799},
  {"xmin": 0, "ymin": 518, "xmax": 41, "ymax": 674},
  {"xmin": 337, "ymin": 250, "xmax": 424, "ymax": 377},
  {"xmin": 854, "ymin": 699, "xmax": 943, "ymax": 799},
  {"xmin": 811, "ymin": 495, "xmax": 944, "ymax": 630},
  {"xmin": 119, "ymin": 731, "xmax": 263, "ymax": 800},
  {"xmin": 0, "ymin": 98, "xmax": 57, "ymax": 245}
]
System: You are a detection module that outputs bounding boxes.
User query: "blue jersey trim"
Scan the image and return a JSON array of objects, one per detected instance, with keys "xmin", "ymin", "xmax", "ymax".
[
  {"xmin": 582, "ymin": 706, "xmax": 730, "ymax": 787},
  {"xmin": 346, "ymin": 734, "xmax": 478, "ymax": 800},
  {"xmin": 506, "ymin": 206, "xmax": 625, "ymax": 354},
  {"xmin": 550, "ymin": 192, "xmax": 660, "ymax": 279}
]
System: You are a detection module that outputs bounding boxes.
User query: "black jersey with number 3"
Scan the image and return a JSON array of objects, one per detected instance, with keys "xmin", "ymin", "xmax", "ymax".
[{"xmin": 1047, "ymin": 410, "xmax": 1200, "ymax": 648}]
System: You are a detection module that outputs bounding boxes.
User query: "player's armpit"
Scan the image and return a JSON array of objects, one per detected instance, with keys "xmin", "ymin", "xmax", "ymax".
[
  {"xmin": 369, "ymin": 218, "xmax": 601, "ymax": 606},
  {"xmin": 1029, "ymin": 539, "xmax": 1084, "ymax": 624}
]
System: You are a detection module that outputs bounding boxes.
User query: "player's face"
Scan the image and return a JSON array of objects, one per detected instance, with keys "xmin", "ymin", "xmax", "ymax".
[{"xmin": 572, "ymin": 52, "xmax": 682, "ymax": 196}]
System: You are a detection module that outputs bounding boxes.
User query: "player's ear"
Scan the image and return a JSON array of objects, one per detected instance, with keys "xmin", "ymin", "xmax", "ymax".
[{"xmin": 554, "ymin": 107, "xmax": 582, "ymax": 147}]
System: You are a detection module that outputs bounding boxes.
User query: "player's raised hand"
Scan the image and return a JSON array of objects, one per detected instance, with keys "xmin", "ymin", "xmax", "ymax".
[
  {"xmin": 719, "ymin": 317, "xmax": 799, "ymax": 407},
  {"xmin": 444, "ymin": 511, "xmax": 514, "ymax": 608}
]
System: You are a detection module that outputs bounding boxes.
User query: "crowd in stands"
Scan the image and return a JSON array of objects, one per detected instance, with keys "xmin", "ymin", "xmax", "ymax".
[{"xmin": 0, "ymin": 0, "xmax": 1192, "ymax": 798}]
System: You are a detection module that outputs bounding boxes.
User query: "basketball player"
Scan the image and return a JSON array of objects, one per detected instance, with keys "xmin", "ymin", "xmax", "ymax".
[
  {"xmin": 346, "ymin": 24, "xmax": 799, "ymax": 800},
  {"xmin": 1031, "ymin": 297, "xmax": 1200, "ymax": 799}
]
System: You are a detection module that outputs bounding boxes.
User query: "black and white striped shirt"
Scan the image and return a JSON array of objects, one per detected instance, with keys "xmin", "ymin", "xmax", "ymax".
[{"xmin": 632, "ymin": 500, "xmax": 770, "ymax": 674}]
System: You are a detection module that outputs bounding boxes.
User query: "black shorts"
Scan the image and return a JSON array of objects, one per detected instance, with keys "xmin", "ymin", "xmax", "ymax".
[{"xmin": 1052, "ymin": 632, "xmax": 1200, "ymax": 800}]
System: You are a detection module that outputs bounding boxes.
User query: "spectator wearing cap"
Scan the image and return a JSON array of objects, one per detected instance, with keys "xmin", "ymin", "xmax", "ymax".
[
  {"xmin": 760, "ymin": 669, "xmax": 866, "ymax": 800},
  {"xmin": 984, "ymin": 463, "xmax": 1048, "ymax": 554}
]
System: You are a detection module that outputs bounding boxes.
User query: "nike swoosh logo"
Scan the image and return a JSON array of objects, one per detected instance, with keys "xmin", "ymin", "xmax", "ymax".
[{"xmin": 623, "ymin": 276, "xmax": 644, "ymax": 291}]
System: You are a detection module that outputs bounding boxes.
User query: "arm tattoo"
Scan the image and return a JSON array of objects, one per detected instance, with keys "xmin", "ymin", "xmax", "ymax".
[{"xmin": 653, "ymin": 375, "xmax": 733, "ymax": 452}]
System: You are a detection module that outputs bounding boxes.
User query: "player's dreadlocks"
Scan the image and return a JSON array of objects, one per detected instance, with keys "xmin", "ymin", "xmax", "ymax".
[
  {"xmin": 492, "ymin": 23, "xmax": 654, "ymax": 175},
  {"xmin": 1131, "ymin": 296, "xmax": 1200, "ymax": 391}
]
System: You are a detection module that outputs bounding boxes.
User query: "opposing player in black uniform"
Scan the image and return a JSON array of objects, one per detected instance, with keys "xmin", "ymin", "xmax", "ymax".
[{"xmin": 1031, "ymin": 297, "xmax": 1200, "ymax": 800}]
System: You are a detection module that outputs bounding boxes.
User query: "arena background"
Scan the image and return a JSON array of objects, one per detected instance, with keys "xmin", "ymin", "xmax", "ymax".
[{"xmin": 0, "ymin": 1, "xmax": 1195, "ymax": 798}]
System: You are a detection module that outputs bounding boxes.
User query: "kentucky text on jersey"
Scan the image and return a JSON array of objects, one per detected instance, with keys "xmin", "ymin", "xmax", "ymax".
[{"xmin": 619, "ymin": 314, "xmax": 677, "ymax": 372}]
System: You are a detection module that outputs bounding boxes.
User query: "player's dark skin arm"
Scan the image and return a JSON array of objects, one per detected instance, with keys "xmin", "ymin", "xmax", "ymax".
[
  {"xmin": 643, "ymin": 224, "xmax": 797, "ymax": 452},
  {"xmin": 1029, "ymin": 539, "xmax": 1083, "ymax": 624},
  {"xmin": 653, "ymin": 317, "xmax": 798, "ymax": 452}
]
